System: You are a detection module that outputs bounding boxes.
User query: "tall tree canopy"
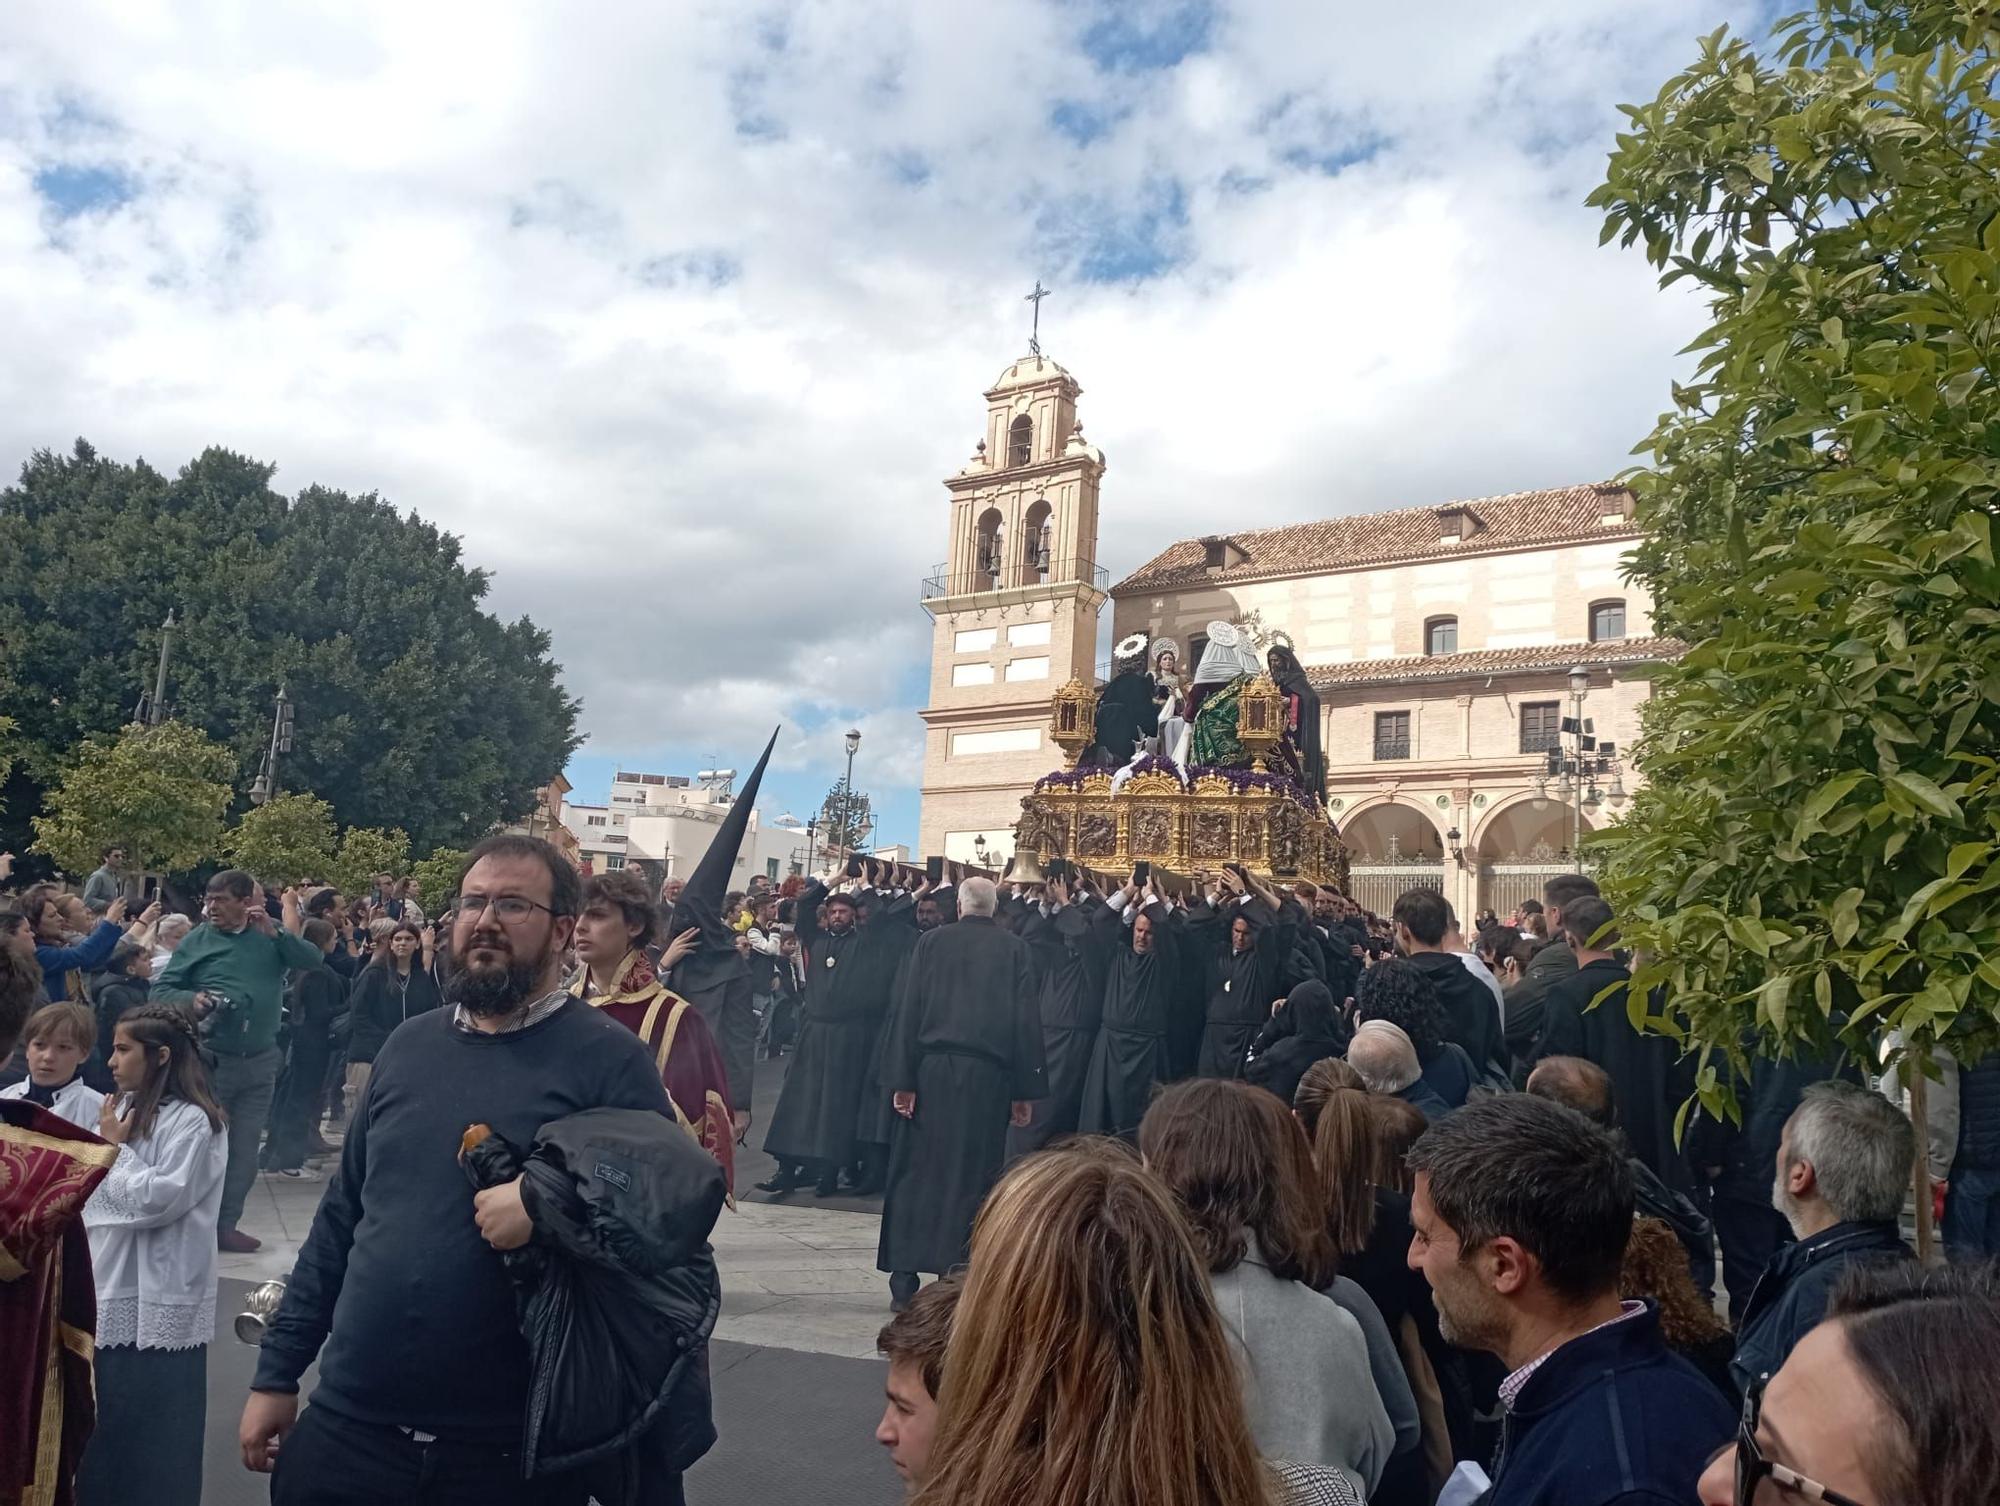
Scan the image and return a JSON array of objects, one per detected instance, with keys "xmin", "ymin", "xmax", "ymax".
[
  {"xmin": 1589, "ymin": 0, "xmax": 2000, "ymax": 1087},
  {"xmin": 0, "ymin": 441, "xmax": 581, "ymax": 856}
]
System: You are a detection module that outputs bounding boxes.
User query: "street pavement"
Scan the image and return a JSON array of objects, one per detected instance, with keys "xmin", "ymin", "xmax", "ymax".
[{"xmin": 200, "ymin": 1052, "xmax": 901, "ymax": 1503}]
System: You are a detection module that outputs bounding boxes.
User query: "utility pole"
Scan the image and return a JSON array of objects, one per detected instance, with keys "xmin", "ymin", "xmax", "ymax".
[
  {"xmin": 136, "ymin": 609, "xmax": 176, "ymax": 725},
  {"xmin": 249, "ymin": 688, "xmax": 293, "ymax": 806}
]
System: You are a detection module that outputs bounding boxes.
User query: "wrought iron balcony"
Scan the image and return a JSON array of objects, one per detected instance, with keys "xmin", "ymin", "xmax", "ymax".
[{"xmin": 921, "ymin": 557, "xmax": 1110, "ymax": 601}]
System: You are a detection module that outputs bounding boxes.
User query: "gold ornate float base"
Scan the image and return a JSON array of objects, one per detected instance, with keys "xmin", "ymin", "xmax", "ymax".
[{"xmin": 1015, "ymin": 769, "xmax": 1349, "ymax": 889}]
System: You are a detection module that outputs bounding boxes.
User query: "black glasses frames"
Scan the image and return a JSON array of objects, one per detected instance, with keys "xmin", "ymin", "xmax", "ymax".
[{"xmin": 1735, "ymin": 1374, "xmax": 1869, "ymax": 1506}]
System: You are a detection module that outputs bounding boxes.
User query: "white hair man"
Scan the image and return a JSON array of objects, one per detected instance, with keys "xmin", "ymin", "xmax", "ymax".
[
  {"xmin": 876, "ymin": 872, "xmax": 1044, "ymax": 1312},
  {"xmin": 1348, "ymin": 1020, "xmax": 1452, "ymax": 1122},
  {"xmin": 1730, "ymin": 1079, "xmax": 1915, "ymax": 1393}
]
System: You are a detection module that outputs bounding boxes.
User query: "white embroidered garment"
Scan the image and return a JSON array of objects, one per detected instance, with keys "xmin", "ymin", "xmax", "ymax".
[
  {"xmin": 0, "ymin": 1074, "xmax": 106, "ymax": 1131},
  {"xmin": 84, "ymin": 1095, "xmax": 229, "ymax": 1350}
]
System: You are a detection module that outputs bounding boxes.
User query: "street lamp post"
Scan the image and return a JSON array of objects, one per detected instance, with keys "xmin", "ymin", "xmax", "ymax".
[
  {"xmin": 136, "ymin": 608, "xmax": 176, "ymax": 725},
  {"xmin": 838, "ymin": 728, "xmax": 862, "ymax": 870},
  {"xmin": 249, "ymin": 687, "xmax": 293, "ymax": 806},
  {"xmin": 1533, "ymin": 666, "xmax": 1622, "ymax": 874}
]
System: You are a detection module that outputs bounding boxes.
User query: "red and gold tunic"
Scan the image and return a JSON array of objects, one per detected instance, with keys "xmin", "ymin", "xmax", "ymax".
[
  {"xmin": 571, "ymin": 951, "xmax": 736, "ymax": 1198},
  {"xmin": 1, "ymin": 1099, "xmax": 117, "ymax": 1506}
]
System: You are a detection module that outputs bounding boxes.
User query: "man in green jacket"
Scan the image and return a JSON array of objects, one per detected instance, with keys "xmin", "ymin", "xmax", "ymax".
[{"xmin": 154, "ymin": 869, "xmax": 321, "ymax": 1252}]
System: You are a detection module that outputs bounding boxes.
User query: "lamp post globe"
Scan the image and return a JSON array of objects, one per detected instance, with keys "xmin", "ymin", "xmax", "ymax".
[
  {"xmin": 845, "ymin": 728, "xmax": 862, "ymax": 757},
  {"xmin": 1567, "ymin": 665, "xmax": 1591, "ymax": 698}
]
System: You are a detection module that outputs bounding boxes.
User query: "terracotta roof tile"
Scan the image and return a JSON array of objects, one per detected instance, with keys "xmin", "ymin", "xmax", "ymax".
[
  {"xmin": 1308, "ymin": 635, "xmax": 1685, "ymax": 691},
  {"xmin": 1111, "ymin": 482, "xmax": 1640, "ymax": 594}
]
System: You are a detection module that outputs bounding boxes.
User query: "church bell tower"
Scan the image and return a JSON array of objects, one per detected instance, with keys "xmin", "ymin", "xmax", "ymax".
[{"xmin": 916, "ymin": 349, "xmax": 1108, "ymax": 861}]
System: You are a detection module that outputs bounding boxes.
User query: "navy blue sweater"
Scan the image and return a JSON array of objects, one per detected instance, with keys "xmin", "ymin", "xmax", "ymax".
[
  {"xmin": 1487, "ymin": 1304, "xmax": 1733, "ymax": 1506},
  {"xmin": 252, "ymin": 999, "xmax": 672, "ymax": 1437}
]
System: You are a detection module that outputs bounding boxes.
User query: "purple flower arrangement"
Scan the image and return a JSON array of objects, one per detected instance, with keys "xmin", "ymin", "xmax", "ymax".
[
  {"xmin": 1034, "ymin": 767, "xmax": 1101, "ymax": 790},
  {"xmin": 1124, "ymin": 754, "xmax": 1188, "ymax": 785},
  {"xmin": 1187, "ymin": 765, "xmax": 1313, "ymax": 804}
]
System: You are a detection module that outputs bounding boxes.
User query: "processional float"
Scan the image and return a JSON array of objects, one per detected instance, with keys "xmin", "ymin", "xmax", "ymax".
[{"xmin": 1011, "ymin": 667, "xmax": 1350, "ymax": 892}]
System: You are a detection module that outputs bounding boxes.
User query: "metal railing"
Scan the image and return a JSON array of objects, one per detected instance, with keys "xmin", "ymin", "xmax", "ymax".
[
  {"xmin": 1519, "ymin": 726, "xmax": 1562, "ymax": 756},
  {"xmin": 921, "ymin": 557, "xmax": 1110, "ymax": 600},
  {"xmin": 1373, "ymin": 737, "xmax": 1411, "ymax": 761}
]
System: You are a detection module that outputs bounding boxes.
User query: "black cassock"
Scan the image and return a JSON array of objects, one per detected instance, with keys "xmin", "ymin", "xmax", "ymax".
[
  {"xmin": 1274, "ymin": 665, "xmax": 1326, "ymax": 802},
  {"xmin": 667, "ymin": 950, "xmax": 755, "ymax": 1123},
  {"xmin": 1093, "ymin": 669, "xmax": 1160, "ymax": 765},
  {"xmin": 763, "ymin": 883, "xmax": 903, "ymax": 1169},
  {"xmin": 877, "ymin": 917, "xmax": 1046, "ymax": 1276},
  {"xmin": 856, "ymin": 896, "xmax": 925, "ymax": 1153},
  {"xmin": 1077, "ymin": 898, "xmax": 1187, "ymax": 1140},
  {"xmin": 1534, "ymin": 958, "xmax": 1695, "ymax": 1189},
  {"xmin": 1192, "ymin": 897, "xmax": 1299, "ymax": 1078},
  {"xmin": 1005, "ymin": 897, "xmax": 1109, "ymax": 1158}
]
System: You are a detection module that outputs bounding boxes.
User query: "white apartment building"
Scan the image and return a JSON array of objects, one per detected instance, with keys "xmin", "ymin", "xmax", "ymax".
[{"xmin": 560, "ymin": 770, "xmax": 812, "ymax": 888}]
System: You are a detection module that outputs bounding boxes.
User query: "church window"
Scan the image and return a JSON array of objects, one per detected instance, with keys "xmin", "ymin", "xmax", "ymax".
[
  {"xmin": 1008, "ymin": 414, "xmax": 1033, "ymax": 467},
  {"xmin": 1520, "ymin": 702, "xmax": 1561, "ymax": 755},
  {"xmin": 1589, "ymin": 600, "xmax": 1626, "ymax": 642},
  {"xmin": 1374, "ymin": 711, "xmax": 1411, "ymax": 761},
  {"xmin": 1425, "ymin": 617, "xmax": 1458, "ymax": 656}
]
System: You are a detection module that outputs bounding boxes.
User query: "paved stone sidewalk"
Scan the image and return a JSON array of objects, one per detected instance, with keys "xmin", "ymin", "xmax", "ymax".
[{"xmin": 233, "ymin": 1049, "xmax": 898, "ymax": 1357}]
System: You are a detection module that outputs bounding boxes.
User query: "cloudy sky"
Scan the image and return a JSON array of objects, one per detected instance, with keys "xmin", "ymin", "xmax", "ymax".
[{"xmin": 0, "ymin": 0, "xmax": 1763, "ymax": 849}]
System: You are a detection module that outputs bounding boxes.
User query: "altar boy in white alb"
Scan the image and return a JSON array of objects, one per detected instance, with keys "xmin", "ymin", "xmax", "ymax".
[{"xmin": 0, "ymin": 1000, "xmax": 106, "ymax": 1130}]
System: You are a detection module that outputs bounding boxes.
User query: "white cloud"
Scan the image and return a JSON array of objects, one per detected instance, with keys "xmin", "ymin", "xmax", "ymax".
[{"xmin": 0, "ymin": 0, "xmax": 1758, "ymax": 842}]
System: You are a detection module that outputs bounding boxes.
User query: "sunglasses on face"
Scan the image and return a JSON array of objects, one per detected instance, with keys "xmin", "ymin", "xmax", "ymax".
[{"xmin": 1734, "ymin": 1373, "xmax": 1868, "ymax": 1506}]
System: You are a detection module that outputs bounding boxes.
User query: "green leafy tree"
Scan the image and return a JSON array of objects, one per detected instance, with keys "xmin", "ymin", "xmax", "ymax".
[
  {"xmin": 328, "ymin": 826, "xmax": 410, "ymax": 900},
  {"xmin": 32, "ymin": 721, "xmax": 234, "ymax": 875},
  {"xmin": 0, "ymin": 442, "xmax": 581, "ymax": 856},
  {"xmin": 814, "ymin": 778, "xmax": 874, "ymax": 865},
  {"xmin": 227, "ymin": 792, "xmax": 338, "ymax": 887},
  {"xmin": 410, "ymin": 846, "xmax": 469, "ymax": 910},
  {"xmin": 0, "ymin": 714, "xmax": 17, "ymax": 816},
  {"xmin": 1587, "ymin": 1, "xmax": 2000, "ymax": 1100}
]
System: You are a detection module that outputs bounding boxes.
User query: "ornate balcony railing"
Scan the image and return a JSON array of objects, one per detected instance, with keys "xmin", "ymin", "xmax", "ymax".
[{"xmin": 921, "ymin": 557, "xmax": 1110, "ymax": 601}]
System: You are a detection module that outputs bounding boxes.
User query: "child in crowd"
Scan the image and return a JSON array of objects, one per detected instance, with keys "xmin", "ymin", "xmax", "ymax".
[
  {"xmin": 874, "ymin": 1276, "xmax": 959, "ymax": 1494},
  {"xmin": 76, "ymin": 1004, "xmax": 229, "ymax": 1506},
  {"xmin": 0, "ymin": 1001, "xmax": 106, "ymax": 1129}
]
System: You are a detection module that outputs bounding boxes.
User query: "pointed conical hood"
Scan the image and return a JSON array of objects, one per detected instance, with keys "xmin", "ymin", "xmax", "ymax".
[{"xmin": 670, "ymin": 727, "xmax": 781, "ymax": 973}]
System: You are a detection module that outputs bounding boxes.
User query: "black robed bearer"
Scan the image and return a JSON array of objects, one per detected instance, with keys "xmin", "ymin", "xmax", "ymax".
[{"xmin": 877, "ymin": 876, "xmax": 1044, "ymax": 1311}]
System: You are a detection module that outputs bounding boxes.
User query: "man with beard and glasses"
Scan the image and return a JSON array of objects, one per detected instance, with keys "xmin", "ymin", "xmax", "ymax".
[
  {"xmin": 1406, "ymin": 1094, "xmax": 1732, "ymax": 1505},
  {"xmin": 239, "ymin": 836, "xmax": 675, "ymax": 1506}
]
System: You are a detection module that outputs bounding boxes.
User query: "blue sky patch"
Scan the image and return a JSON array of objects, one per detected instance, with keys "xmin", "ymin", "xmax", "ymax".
[
  {"xmin": 636, "ymin": 250, "xmax": 741, "ymax": 289},
  {"xmin": 729, "ymin": 68, "xmax": 787, "ymax": 141},
  {"xmin": 1080, "ymin": 0, "xmax": 1217, "ymax": 73},
  {"xmin": 1036, "ymin": 176, "xmax": 1189, "ymax": 283},
  {"xmin": 1280, "ymin": 134, "xmax": 1389, "ymax": 176},
  {"xmin": 1050, "ymin": 98, "xmax": 1124, "ymax": 147},
  {"xmin": 884, "ymin": 149, "xmax": 931, "ymax": 187},
  {"xmin": 33, "ymin": 163, "xmax": 137, "ymax": 218}
]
